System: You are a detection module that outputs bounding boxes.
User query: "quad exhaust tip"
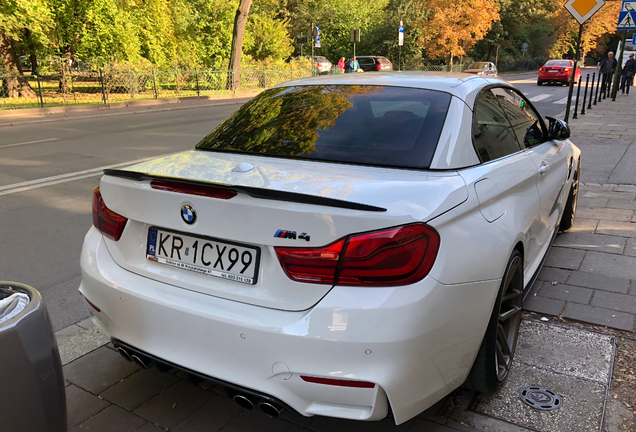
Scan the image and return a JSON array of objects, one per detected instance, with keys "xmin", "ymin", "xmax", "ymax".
[
  {"xmin": 233, "ymin": 395, "xmax": 255, "ymax": 410},
  {"xmin": 259, "ymin": 402, "xmax": 281, "ymax": 418},
  {"xmin": 130, "ymin": 354, "xmax": 149, "ymax": 369},
  {"xmin": 117, "ymin": 347, "xmax": 132, "ymax": 362}
]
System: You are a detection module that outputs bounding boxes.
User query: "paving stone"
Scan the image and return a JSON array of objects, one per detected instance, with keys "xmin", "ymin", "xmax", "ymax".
[
  {"xmin": 66, "ymin": 384, "xmax": 111, "ymax": 428},
  {"xmin": 590, "ymin": 291, "xmax": 636, "ymax": 314},
  {"xmin": 523, "ymin": 292, "xmax": 566, "ymax": 316},
  {"xmin": 215, "ymin": 410, "xmax": 311, "ymax": 432},
  {"xmin": 516, "ymin": 321, "xmax": 613, "ymax": 383},
  {"xmin": 134, "ymin": 380, "xmax": 213, "ymax": 429},
  {"xmin": 581, "ymin": 191, "xmax": 636, "ymax": 200},
  {"xmin": 565, "ymin": 271, "xmax": 630, "ymax": 294},
  {"xmin": 476, "ymin": 364, "xmax": 606, "ymax": 432},
  {"xmin": 57, "ymin": 325, "xmax": 110, "ymax": 366},
  {"xmin": 133, "ymin": 423, "xmax": 165, "ymax": 432},
  {"xmin": 101, "ymin": 367, "xmax": 180, "ymax": 411},
  {"xmin": 563, "ymin": 303, "xmax": 635, "ymax": 331},
  {"xmin": 71, "ymin": 405, "xmax": 146, "ymax": 432},
  {"xmin": 627, "ymin": 239, "xmax": 636, "ymax": 257},
  {"xmin": 614, "ymin": 185, "xmax": 636, "ymax": 192},
  {"xmin": 63, "ymin": 346, "xmax": 140, "ymax": 394},
  {"xmin": 172, "ymin": 397, "xmax": 242, "ymax": 432},
  {"xmin": 537, "ymin": 283, "xmax": 593, "ymax": 304},
  {"xmin": 567, "ymin": 218, "xmax": 599, "ymax": 234},
  {"xmin": 606, "ymin": 198, "xmax": 636, "ymax": 210},
  {"xmin": 596, "ymin": 220, "xmax": 636, "ymax": 238},
  {"xmin": 580, "ymin": 251, "xmax": 636, "ymax": 280},
  {"xmin": 537, "ymin": 267, "xmax": 570, "ymax": 284},
  {"xmin": 577, "ymin": 197, "xmax": 609, "ymax": 208},
  {"xmin": 553, "ymin": 232, "xmax": 626, "ymax": 255},
  {"xmin": 544, "ymin": 247, "xmax": 586, "ymax": 270},
  {"xmin": 401, "ymin": 418, "xmax": 458, "ymax": 431},
  {"xmin": 576, "ymin": 207, "xmax": 634, "ymax": 222}
]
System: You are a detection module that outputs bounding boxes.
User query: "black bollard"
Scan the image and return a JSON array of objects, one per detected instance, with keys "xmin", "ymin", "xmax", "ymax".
[
  {"xmin": 588, "ymin": 72, "xmax": 595, "ymax": 109},
  {"xmin": 573, "ymin": 76, "xmax": 582, "ymax": 119},
  {"xmin": 594, "ymin": 71, "xmax": 601, "ymax": 104},
  {"xmin": 581, "ymin": 74, "xmax": 589, "ymax": 115}
]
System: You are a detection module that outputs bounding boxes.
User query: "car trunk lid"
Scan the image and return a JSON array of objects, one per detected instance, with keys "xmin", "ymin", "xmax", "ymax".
[{"xmin": 98, "ymin": 151, "xmax": 468, "ymax": 310}]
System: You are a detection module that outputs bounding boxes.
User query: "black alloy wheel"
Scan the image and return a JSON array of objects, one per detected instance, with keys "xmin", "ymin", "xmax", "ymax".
[
  {"xmin": 465, "ymin": 250, "xmax": 523, "ymax": 392},
  {"xmin": 494, "ymin": 253, "xmax": 523, "ymax": 382},
  {"xmin": 559, "ymin": 163, "xmax": 580, "ymax": 231}
]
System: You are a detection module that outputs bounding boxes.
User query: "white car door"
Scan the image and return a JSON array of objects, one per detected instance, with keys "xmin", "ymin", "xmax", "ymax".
[
  {"xmin": 464, "ymin": 88, "xmax": 543, "ymax": 274},
  {"xmin": 492, "ymin": 88, "xmax": 569, "ymax": 250}
]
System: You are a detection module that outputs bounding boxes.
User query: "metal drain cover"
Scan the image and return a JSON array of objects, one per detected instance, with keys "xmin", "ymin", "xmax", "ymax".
[{"xmin": 519, "ymin": 386, "xmax": 562, "ymax": 411}]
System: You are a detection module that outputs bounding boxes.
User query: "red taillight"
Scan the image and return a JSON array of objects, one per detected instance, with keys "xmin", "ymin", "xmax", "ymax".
[
  {"xmin": 564, "ymin": 68, "xmax": 570, "ymax": 72},
  {"xmin": 275, "ymin": 239, "xmax": 345, "ymax": 284},
  {"xmin": 92, "ymin": 187, "xmax": 128, "ymax": 241},
  {"xmin": 275, "ymin": 223, "xmax": 440, "ymax": 286},
  {"xmin": 150, "ymin": 179, "xmax": 237, "ymax": 200},
  {"xmin": 300, "ymin": 376, "xmax": 375, "ymax": 388},
  {"xmin": 540, "ymin": 68, "xmax": 544, "ymax": 72},
  {"xmin": 377, "ymin": 62, "xmax": 382, "ymax": 71}
]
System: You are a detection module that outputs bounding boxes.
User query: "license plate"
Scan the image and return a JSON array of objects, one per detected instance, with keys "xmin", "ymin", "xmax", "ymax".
[
  {"xmin": 548, "ymin": 70, "xmax": 559, "ymax": 73},
  {"xmin": 146, "ymin": 228, "xmax": 260, "ymax": 285}
]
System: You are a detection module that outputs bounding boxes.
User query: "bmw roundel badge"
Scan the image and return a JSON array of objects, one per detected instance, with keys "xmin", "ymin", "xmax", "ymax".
[{"xmin": 181, "ymin": 205, "xmax": 196, "ymax": 224}]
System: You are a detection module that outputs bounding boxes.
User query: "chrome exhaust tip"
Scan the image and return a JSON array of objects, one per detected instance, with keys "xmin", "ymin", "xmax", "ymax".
[
  {"xmin": 258, "ymin": 402, "xmax": 282, "ymax": 418},
  {"xmin": 233, "ymin": 395, "xmax": 255, "ymax": 410},
  {"xmin": 117, "ymin": 347, "xmax": 132, "ymax": 362},
  {"xmin": 130, "ymin": 354, "xmax": 148, "ymax": 369}
]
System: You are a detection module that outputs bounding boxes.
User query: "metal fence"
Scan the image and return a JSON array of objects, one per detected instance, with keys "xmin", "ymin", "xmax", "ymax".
[{"xmin": 0, "ymin": 67, "xmax": 314, "ymax": 110}]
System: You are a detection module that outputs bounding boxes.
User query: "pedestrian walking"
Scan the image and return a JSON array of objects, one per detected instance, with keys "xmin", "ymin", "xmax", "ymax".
[
  {"xmin": 349, "ymin": 56, "xmax": 360, "ymax": 73},
  {"xmin": 621, "ymin": 53, "xmax": 636, "ymax": 94},
  {"xmin": 600, "ymin": 51, "xmax": 617, "ymax": 94},
  {"xmin": 337, "ymin": 57, "xmax": 345, "ymax": 73}
]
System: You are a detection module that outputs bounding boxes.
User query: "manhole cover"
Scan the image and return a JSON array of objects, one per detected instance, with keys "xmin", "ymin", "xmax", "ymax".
[{"xmin": 519, "ymin": 386, "xmax": 562, "ymax": 411}]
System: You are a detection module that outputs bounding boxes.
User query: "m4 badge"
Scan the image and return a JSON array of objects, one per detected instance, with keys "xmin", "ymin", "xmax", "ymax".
[{"xmin": 274, "ymin": 230, "xmax": 310, "ymax": 242}]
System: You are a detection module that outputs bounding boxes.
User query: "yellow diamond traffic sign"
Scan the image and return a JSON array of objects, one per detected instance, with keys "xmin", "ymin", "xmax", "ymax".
[{"xmin": 565, "ymin": 0, "xmax": 606, "ymax": 25}]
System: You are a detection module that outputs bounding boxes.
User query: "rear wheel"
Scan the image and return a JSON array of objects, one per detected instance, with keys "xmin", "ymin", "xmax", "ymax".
[
  {"xmin": 537, "ymin": 80, "xmax": 543, "ymax": 86},
  {"xmin": 465, "ymin": 250, "xmax": 523, "ymax": 393},
  {"xmin": 559, "ymin": 162, "xmax": 580, "ymax": 231}
]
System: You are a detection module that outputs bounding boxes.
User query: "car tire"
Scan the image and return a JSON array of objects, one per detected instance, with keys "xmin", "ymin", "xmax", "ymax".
[
  {"xmin": 559, "ymin": 161, "xmax": 580, "ymax": 231},
  {"xmin": 537, "ymin": 80, "xmax": 543, "ymax": 86},
  {"xmin": 464, "ymin": 250, "xmax": 523, "ymax": 393}
]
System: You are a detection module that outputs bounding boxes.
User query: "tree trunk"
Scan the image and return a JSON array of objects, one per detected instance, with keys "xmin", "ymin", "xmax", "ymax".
[
  {"xmin": 0, "ymin": 32, "xmax": 37, "ymax": 98},
  {"xmin": 226, "ymin": 0, "xmax": 252, "ymax": 91},
  {"xmin": 486, "ymin": 44, "xmax": 494, "ymax": 62}
]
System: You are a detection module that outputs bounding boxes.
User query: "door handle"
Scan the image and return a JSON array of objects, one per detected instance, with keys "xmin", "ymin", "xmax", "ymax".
[{"xmin": 539, "ymin": 163, "xmax": 550, "ymax": 175}]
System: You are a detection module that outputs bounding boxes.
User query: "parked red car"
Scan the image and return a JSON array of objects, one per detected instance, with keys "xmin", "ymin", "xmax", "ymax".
[{"xmin": 537, "ymin": 60, "xmax": 581, "ymax": 85}]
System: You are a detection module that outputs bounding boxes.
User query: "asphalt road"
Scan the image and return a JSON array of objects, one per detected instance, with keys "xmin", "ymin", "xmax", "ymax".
[
  {"xmin": 0, "ymin": 101, "xmax": 248, "ymax": 330},
  {"xmin": 0, "ymin": 72, "xmax": 582, "ymax": 331}
]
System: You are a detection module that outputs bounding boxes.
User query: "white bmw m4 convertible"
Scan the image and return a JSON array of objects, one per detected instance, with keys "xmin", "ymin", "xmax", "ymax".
[{"xmin": 80, "ymin": 72, "xmax": 580, "ymax": 424}]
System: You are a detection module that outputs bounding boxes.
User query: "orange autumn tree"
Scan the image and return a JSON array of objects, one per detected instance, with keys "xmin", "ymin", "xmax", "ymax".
[
  {"xmin": 415, "ymin": 0, "xmax": 499, "ymax": 65},
  {"xmin": 550, "ymin": 0, "xmax": 621, "ymax": 61}
]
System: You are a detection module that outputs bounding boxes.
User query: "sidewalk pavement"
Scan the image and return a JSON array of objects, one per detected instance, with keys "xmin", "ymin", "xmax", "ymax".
[{"xmin": 52, "ymin": 77, "xmax": 636, "ymax": 431}]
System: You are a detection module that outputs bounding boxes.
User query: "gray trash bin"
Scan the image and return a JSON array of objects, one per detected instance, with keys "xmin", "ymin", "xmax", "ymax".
[{"xmin": 0, "ymin": 282, "xmax": 67, "ymax": 432}]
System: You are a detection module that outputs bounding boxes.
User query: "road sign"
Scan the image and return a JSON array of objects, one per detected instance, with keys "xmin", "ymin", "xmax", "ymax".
[
  {"xmin": 521, "ymin": 42, "xmax": 528, "ymax": 52},
  {"xmin": 564, "ymin": 0, "xmax": 605, "ymax": 25},
  {"xmin": 398, "ymin": 20, "xmax": 404, "ymax": 46},
  {"xmin": 618, "ymin": 11, "xmax": 636, "ymax": 29},
  {"xmin": 315, "ymin": 26, "xmax": 321, "ymax": 48},
  {"xmin": 623, "ymin": 1, "xmax": 636, "ymax": 11}
]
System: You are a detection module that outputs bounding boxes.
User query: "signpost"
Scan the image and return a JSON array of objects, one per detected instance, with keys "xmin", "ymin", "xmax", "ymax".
[
  {"xmin": 563, "ymin": 0, "xmax": 606, "ymax": 121},
  {"xmin": 612, "ymin": 0, "xmax": 636, "ymax": 100},
  {"xmin": 350, "ymin": 29, "xmax": 361, "ymax": 57},
  {"xmin": 398, "ymin": 20, "xmax": 404, "ymax": 71}
]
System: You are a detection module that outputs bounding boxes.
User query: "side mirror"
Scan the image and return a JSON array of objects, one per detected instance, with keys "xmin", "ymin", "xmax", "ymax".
[{"xmin": 546, "ymin": 116, "xmax": 570, "ymax": 140}]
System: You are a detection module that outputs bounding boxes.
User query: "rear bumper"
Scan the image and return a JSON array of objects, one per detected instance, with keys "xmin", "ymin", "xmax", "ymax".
[
  {"xmin": 538, "ymin": 73, "xmax": 569, "ymax": 82},
  {"xmin": 79, "ymin": 227, "xmax": 500, "ymax": 424}
]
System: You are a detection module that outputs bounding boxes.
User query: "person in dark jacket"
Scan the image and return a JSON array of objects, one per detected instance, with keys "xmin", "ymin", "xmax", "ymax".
[
  {"xmin": 621, "ymin": 53, "xmax": 636, "ymax": 94},
  {"xmin": 600, "ymin": 52, "xmax": 618, "ymax": 94}
]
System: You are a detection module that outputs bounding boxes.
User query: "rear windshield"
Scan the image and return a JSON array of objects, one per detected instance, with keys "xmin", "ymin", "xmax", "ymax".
[
  {"xmin": 469, "ymin": 62, "xmax": 488, "ymax": 69},
  {"xmin": 545, "ymin": 61, "xmax": 571, "ymax": 67},
  {"xmin": 196, "ymin": 85, "xmax": 451, "ymax": 169},
  {"xmin": 357, "ymin": 58, "xmax": 375, "ymax": 65}
]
